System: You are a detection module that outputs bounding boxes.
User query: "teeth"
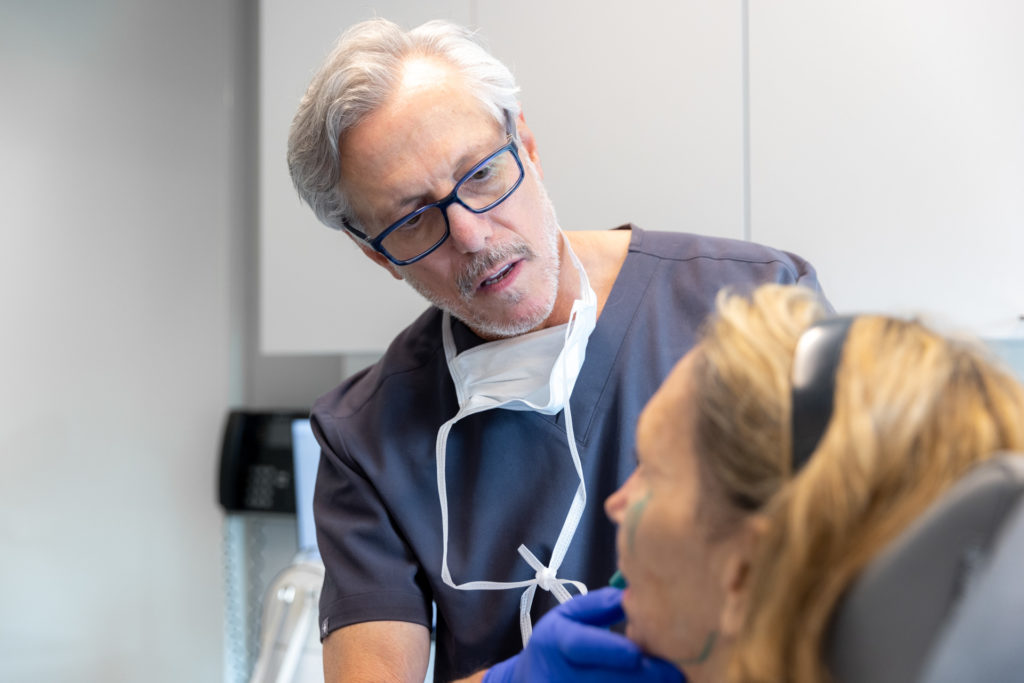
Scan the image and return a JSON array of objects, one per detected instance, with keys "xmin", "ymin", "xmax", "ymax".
[{"xmin": 482, "ymin": 263, "xmax": 513, "ymax": 287}]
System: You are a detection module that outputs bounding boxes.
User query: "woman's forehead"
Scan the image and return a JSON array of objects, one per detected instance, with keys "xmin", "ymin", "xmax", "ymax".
[{"xmin": 638, "ymin": 351, "xmax": 700, "ymax": 466}]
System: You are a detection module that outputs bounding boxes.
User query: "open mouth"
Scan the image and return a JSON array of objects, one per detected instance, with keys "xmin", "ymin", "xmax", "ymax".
[{"xmin": 479, "ymin": 262, "xmax": 516, "ymax": 288}]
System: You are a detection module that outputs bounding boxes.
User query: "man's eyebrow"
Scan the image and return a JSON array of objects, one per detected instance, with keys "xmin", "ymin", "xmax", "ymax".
[
  {"xmin": 389, "ymin": 141, "xmax": 496, "ymax": 213},
  {"xmin": 388, "ymin": 190, "xmax": 433, "ymax": 218}
]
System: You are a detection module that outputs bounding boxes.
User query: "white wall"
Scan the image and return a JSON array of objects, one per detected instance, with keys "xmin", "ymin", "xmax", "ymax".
[{"xmin": 0, "ymin": 2, "xmax": 247, "ymax": 681}]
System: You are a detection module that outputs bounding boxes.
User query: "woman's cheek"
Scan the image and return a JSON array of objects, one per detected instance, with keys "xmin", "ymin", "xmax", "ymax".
[{"xmin": 624, "ymin": 489, "xmax": 652, "ymax": 555}]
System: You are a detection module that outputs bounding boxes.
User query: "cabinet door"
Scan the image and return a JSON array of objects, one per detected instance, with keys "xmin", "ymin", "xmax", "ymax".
[
  {"xmin": 749, "ymin": 0, "xmax": 1024, "ymax": 338},
  {"xmin": 259, "ymin": 1, "xmax": 469, "ymax": 354},
  {"xmin": 477, "ymin": 0, "xmax": 745, "ymax": 239}
]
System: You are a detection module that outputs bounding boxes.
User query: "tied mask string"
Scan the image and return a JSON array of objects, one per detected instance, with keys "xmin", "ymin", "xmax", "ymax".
[
  {"xmin": 433, "ymin": 333, "xmax": 589, "ymax": 644},
  {"xmin": 435, "ymin": 238, "xmax": 595, "ymax": 647},
  {"xmin": 517, "ymin": 316, "xmax": 589, "ymax": 643}
]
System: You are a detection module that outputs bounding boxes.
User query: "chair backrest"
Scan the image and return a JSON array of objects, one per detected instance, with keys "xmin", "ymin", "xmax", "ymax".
[
  {"xmin": 917, "ymin": 484, "xmax": 1024, "ymax": 683},
  {"xmin": 825, "ymin": 453, "xmax": 1024, "ymax": 683}
]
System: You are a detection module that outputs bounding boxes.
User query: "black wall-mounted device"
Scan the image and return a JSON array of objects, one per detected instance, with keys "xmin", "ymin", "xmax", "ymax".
[{"xmin": 218, "ymin": 409, "xmax": 310, "ymax": 513}]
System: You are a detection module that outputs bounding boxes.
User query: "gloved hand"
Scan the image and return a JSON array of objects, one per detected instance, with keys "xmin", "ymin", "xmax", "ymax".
[{"xmin": 482, "ymin": 587, "xmax": 685, "ymax": 683}]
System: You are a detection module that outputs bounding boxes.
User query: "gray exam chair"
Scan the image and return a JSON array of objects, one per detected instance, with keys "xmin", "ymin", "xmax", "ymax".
[{"xmin": 825, "ymin": 453, "xmax": 1024, "ymax": 683}]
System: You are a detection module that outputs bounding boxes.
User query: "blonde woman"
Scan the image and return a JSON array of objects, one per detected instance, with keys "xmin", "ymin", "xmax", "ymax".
[{"xmin": 605, "ymin": 283, "xmax": 1024, "ymax": 683}]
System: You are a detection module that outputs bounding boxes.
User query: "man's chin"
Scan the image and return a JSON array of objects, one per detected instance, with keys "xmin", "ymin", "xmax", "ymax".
[
  {"xmin": 405, "ymin": 274, "xmax": 556, "ymax": 339},
  {"xmin": 458, "ymin": 310, "xmax": 547, "ymax": 340}
]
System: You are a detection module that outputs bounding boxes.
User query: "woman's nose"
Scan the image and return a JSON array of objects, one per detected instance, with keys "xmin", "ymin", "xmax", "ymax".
[{"xmin": 605, "ymin": 474, "xmax": 634, "ymax": 524}]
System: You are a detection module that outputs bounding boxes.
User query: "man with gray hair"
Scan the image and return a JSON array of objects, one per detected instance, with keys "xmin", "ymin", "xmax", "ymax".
[{"xmin": 289, "ymin": 17, "xmax": 824, "ymax": 682}]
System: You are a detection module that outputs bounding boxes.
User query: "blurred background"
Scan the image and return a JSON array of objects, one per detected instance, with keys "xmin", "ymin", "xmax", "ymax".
[{"xmin": 1, "ymin": 1, "xmax": 1021, "ymax": 681}]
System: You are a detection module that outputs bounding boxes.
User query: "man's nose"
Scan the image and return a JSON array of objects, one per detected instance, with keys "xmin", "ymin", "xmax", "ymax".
[{"xmin": 445, "ymin": 202, "xmax": 493, "ymax": 254}]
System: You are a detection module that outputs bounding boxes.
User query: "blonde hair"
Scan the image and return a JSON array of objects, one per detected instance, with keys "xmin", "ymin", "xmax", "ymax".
[
  {"xmin": 692, "ymin": 284, "xmax": 826, "ymax": 527},
  {"xmin": 698, "ymin": 286, "xmax": 1024, "ymax": 683}
]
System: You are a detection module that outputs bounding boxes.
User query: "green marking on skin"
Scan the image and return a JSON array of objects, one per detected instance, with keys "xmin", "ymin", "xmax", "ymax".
[
  {"xmin": 675, "ymin": 630, "xmax": 718, "ymax": 667},
  {"xmin": 625, "ymin": 489, "xmax": 652, "ymax": 553},
  {"xmin": 608, "ymin": 569, "xmax": 627, "ymax": 588}
]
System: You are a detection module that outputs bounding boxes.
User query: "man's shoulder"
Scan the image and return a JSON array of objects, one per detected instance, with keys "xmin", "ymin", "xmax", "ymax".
[
  {"xmin": 628, "ymin": 225, "xmax": 805, "ymax": 268},
  {"xmin": 619, "ymin": 225, "xmax": 824, "ymax": 302},
  {"xmin": 312, "ymin": 305, "xmax": 447, "ymax": 421}
]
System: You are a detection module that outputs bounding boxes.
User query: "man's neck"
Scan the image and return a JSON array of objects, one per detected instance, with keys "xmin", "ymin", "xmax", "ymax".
[{"xmin": 563, "ymin": 228, "xmax": 632, "ymax": 321}]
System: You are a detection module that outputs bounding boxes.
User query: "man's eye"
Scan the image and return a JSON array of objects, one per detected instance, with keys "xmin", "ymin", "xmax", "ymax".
[
  {"xmin": 469, "ymin": 162, "xmax": 495, "ymax": 182},
  {"xmin": 390, "ymin": 211, "xmax": 425, "ymax": 233}
]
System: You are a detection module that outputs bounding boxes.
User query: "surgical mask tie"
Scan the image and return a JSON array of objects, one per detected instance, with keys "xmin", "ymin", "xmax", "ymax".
[{"xmin": 435, "ymin": 236, "xmax": 597, "ymax": 647}]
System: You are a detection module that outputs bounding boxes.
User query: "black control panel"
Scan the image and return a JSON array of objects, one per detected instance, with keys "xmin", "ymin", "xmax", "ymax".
[{"xmin": 218, "ymin": 409, "xmax": 310, "ymax": 513}]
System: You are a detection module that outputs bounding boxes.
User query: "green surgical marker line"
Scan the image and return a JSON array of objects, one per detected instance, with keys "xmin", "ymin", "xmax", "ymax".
[
  {"xmin": 675, "ymin": 630, "xmax": 718, "ymax": 667},
  {"xmin": 611, "ymin": 490, "xmax": 650, "ymax": 593},
  {"xmin": 608, "ymin": 569, "xmax": 627, "ymax": 588},
  {"xmin": 625, "ymin": 489, "xmax": 652, "ymax": 552}
]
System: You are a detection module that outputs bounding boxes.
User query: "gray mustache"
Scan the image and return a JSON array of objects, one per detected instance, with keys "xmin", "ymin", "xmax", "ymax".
[{"xmin": 455, "ymin": 242, "xmax": 533, "ymax": 298}]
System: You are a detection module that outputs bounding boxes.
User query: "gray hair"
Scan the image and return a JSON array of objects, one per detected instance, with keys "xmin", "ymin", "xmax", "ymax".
[{"xmin": 287, "ymin": 18, "xmax": 522, "ymax": 232}]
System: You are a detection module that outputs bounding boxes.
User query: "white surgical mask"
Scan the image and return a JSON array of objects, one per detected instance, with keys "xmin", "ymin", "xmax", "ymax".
[{"xmin": 435, "ymin": 235, "xmax": 597, "ymax": 646}]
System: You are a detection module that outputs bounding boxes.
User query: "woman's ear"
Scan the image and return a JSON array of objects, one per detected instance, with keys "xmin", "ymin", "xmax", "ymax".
[{"xmin": 719, "ymin": 514, "xmax": 769, "ymax": 637}]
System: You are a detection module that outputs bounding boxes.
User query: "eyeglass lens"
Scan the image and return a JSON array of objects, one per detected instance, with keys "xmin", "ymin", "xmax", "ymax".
[{"xmin": 379, "ymin": 147, "xmax": 521, "ymax": 262}]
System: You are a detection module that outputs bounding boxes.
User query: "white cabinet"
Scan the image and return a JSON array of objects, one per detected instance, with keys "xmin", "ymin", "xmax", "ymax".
[{"xmin": 476, "ymin": 0, "xmax": 745, "ymax": 240}]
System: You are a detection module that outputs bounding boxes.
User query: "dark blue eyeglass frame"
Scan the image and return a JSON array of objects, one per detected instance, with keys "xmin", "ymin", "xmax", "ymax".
[{"xmin": 341, "ymin": 129, "xmax": 525, "ymax": 266}]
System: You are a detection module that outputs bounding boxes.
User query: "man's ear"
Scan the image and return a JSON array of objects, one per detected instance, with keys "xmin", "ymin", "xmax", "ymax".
[
  {"xmin": 719, "ymin": 514, "xmax": 769, "ymax": 638},
  {"xmin": 515, "ymin": 109, "xmax": 543, "ymax": 178},
  {"xmin": 345, "ymin": 231, "xmax": 403, "ymax": 281}
]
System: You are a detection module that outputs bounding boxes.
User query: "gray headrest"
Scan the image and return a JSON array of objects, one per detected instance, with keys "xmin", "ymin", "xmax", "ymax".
[
  {"xmin": 918, "ymin": 485, "xmax": 1024, "ymax": 683},
  {"xmin": 825, "ymin": 454, "xmax": 1024, "ymax": 683}
]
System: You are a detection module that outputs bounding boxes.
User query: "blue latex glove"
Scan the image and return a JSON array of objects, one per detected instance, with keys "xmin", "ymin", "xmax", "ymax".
[{"xmin": 483, "ymin": 587, "xmax": 685, "ymax": 683}]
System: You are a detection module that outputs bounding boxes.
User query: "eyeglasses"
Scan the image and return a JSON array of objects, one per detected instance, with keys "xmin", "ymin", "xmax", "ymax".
[{"xmin": 342, "ymin": 133, "xmax": 526, "ymax": 266}]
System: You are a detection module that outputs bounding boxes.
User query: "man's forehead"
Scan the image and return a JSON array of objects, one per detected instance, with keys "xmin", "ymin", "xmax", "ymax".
[
  {"xmin": 343, "ymin": 58, "xmax": 496, "ymax": 153},
  {"xmin": 338, "ymin": 78, "xmax": 505, "ymax": 223},
  {"xmin": 399, "ymin": 56, "xmax": 455, "ymax": 95}
]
